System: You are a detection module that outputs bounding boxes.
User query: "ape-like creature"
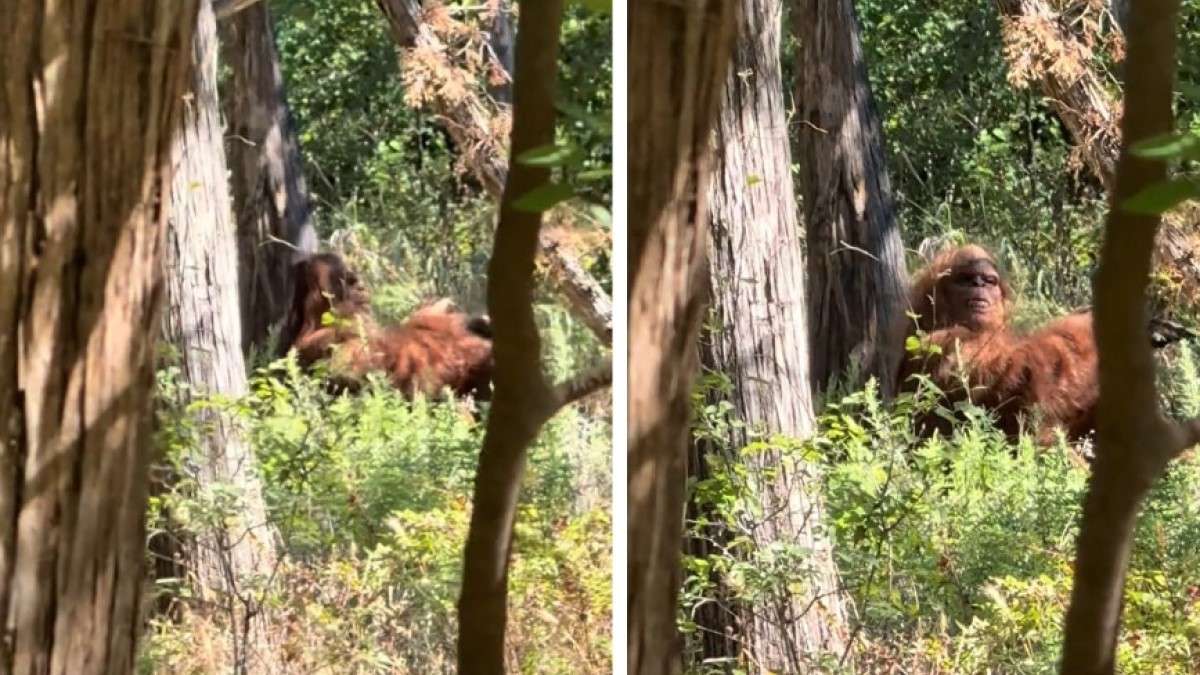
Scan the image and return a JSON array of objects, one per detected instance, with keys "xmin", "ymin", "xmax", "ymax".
[
  {"xmin": 278, "ymin": 253, "xmax": 493, "ymax": 400},
  {"xmin": 898, "ymin": 245, "xmax": 1099, "ymax": 442}
]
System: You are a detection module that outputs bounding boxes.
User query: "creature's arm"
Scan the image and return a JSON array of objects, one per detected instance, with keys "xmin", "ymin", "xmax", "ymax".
[{"xmin": 292, "ymin": 327, "xmax": 340, "ymax": 366}]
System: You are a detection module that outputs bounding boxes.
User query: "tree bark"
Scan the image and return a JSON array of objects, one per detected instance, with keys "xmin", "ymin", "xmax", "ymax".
[
  {"xmin": 794, "ymin": 0, "xmax": 909, "ymax": 398},
  {"xmin": 220, "ymin": 0, "xmax": 319, "ymax": 354},
  {"xmin": 628, "ymin": 2, "xmax": 739, "ymax": 673},
  {"xmin": 995, "ymin": 0, "xmax": 1200, "ymax": 311},
  {"xmin": 1059, "ymin": 2, "xmax": 1200, "ymax": 673},
  {"xmin": 694, "ymin": 0, "xmax": 854, "ymax": 668},
  {"xmin": 162, "ymin": 2, "xmax": 280, "ymax": 672},
  {"xmin": 373, "ymin": 0, "xmax": 613, "ymax": 344},
  {"xmin": 486, "ymin": 0, "xmax": 515, "ymax": 104},
  {"xmin": 456, "ymin": 3, "xmax": 568, "ymax": 673},
  {"xmin": 0, "ymin": 2, "xmax": 197, "ymax": 672}
]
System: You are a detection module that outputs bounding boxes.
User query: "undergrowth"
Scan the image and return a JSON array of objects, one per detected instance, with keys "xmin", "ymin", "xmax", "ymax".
[
  {"xmin": 141, "ymin": 305, "xmax": 611, "ymax": 674},
  {"xmin": 683, "ymin": 343, "xmax": 1200, "ymax": 674}
]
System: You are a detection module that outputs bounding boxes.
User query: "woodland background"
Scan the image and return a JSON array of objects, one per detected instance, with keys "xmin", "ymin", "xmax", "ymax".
[
  {"xmin": 630, "ymin": 0, "xmax": 1200, "ymax": 673},
  {"xmin": 2, "ymin": 0, "xmax": 611, "ymax": 673}
]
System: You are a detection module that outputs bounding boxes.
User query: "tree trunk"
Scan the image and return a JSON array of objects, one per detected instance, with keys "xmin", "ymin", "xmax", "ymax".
[
  {"xmin": 486, "ymin": 0, "xmax": 515, "ymax": 104},
  {"xmin": 221, "ymin": 0, "xmax": 319, "ymax": 355},
  {"xmin": 995, "ymin": 0, "xmax": 1200, "ymax": 311},
  {"xmin": 1060, "ymin": 3, "xmax": 1197, "ymax": 673},
  {"xmin": 0, "ymin": 2, "xmax": 197, "ymax": 672},
  {"xmin": 457, "ymin": 3, "xmax": 595, "ymax": 674},
  {"xmin": 373, "ymin": 0, "xmax": 613, "ymax": 344},
  {"xmin": 794, "ymin": 0, "xmax": 909, "ymax": 398},
  {"xmin": 161, "ymin": 2, "xmax": 280, "ymax": 672},
  {"xmin": 628, "ymin": 2, "xmax": 739, "ymax": 673},
  {"xmin": 693, "ymin": 0, "xmax": 854, "ymax": 668}
]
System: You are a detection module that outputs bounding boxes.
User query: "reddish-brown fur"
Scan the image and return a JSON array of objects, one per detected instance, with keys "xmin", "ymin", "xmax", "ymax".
[
  {"xmin": 279, "ymin": 253, "xmax": 493, "ymax": 399},
  {"xmin": 898, "ymin": 245, "xmax": 1099, "ymax": 442}
]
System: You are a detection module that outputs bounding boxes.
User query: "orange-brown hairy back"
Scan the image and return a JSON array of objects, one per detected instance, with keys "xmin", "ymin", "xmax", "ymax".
[{"xmin": 375, "ymin": 309, "xmax": 494, "ymax": 398}]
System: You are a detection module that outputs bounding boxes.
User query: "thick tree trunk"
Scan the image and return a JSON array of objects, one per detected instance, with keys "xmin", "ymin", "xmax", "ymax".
[
  {"xmin": 456, "ymin": 4, "xmax": 568, "ymax": 674},
  {"xmin": 373, "ymin": 0, "xmax": 613, "ymax": 344},
  {"xmin": 162, "ymin": 3, "xmax": 280, "ymax": 672},
  {"xmin": 995, "ymin": 0, "xmax": 1200, "ymax": 310},
  {"xmin": 628, "ymin": 2, "xmax": 739, "ymax": 673},
  {"xmin": 694, "ymin": 0, "xmax": 854, "ymax": 668},
  {"xmin": 221, "ymin": 1, "xmax": 318, "ymax": 354},
  {"xmin": 794, "ymin": 0, "xmax": 909, "ymax": 398},
  {"xmin": 1060, "ymin": 4, "xmax": 1197, "ymax": 673},
  {"xmin": 0, "ymin": 2, "xmax": 197, "ymax": 672}
]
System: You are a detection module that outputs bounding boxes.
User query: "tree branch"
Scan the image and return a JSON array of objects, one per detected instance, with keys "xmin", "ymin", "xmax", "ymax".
[
  {"xmin": 550, "ymin": 359, "xmax": 612, "ymax": 411},
  {"xmin": 540, "ymin": 231, "xmax": 613, "ymax": 343},
  {"xmin": 213, "ymin": 0, "xmax": 264, "ymax": 21}
]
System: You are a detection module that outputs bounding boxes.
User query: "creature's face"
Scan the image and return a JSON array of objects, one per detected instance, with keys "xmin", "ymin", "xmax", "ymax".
[
  {"xmin": 308, "ymin": 255, "xmax": 370, "ymax": 314},
  {"xmin": 941, "ymin": 258, "xmax": 1004, "ymax": 330},
  {"xmin": 337, "ymin": 269, "xmax": 370, "ymax": 311}
]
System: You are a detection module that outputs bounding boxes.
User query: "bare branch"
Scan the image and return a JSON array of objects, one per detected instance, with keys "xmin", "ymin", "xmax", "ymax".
[
  {"xmin": 214, "ymin": 0, "xmax": 264, "ymax": 21},
  {"xmin": 550, "ymin": 359, "xmax": 613, "ymax": 412},
  {"xmin": 541, "ymin": 231, "xmax": 613, "ymax": 342}
]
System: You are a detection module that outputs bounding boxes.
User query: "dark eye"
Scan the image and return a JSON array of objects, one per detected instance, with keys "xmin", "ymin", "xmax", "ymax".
[{"xmin": 984, "ymin": 275, "xmax": 998, "ymax": 285}]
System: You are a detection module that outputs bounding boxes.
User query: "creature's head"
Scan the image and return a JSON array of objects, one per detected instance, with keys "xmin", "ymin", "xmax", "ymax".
[
  {"xmin": 277, "ymin": 253, "xmax": 371, "ymax": 357},
  {"xmin": 910, "ymin": 244, "xmax": 1012, "ymax": 332},
  {"xmin": 301, "ymin": 253, "xmax": 370, "ymax": 316}
]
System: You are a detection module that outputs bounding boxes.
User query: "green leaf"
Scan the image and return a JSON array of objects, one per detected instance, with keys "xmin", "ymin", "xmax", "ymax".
[
  {"xmin": 512, "ymin": 182, "xmax": 576, "ymax": 212},
  {"xmin": 746, "ymin": 174, "xmax": 763, "ymax": 187},
  {"xmin": 517, "ymin": 143, "xmax": 583, "ymax": 168},
  {"xmin": 1123, "ymin": 178, "xmax": 1200, "ymax": 215},
  {"xmin": 1130, "ymin": 132, "xmax": 1200, "ymax": 160},
  {"xmin": 576, "ymin": 167, "xmax": 612, "ymax": 181},
  {"xmin": 575, "ymin": 0, "xmax": 611, "ymax": 13},
  {"xmin": 1178, "ymin": 80, "xmax": 1200, "ymax": 102},
  {"xmin": 557, "ymin": 99, "xmax": 611, "ymax": 134}
]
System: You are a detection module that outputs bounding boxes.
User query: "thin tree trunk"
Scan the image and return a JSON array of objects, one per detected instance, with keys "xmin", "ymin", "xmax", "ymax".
[
  {"xmin": 1060, "ymin": 3, "xmax": 1200, "ymax": 673},
  {"xmin": 486, "ymin": 0, "xmax": 515, "ymax": 104},
  {"xmin": 628, "ymin": 2, "xmax": 739, "ymax": 673},
  {"xmin": 456, "ymin": 3, "xmax": 565, "ymax": 673},
  {"xmin": 162, "ymin": 2, "xmax": 280, "ymax": 672},
  {"xmin": 694, "ymin": 0, "xmax": 854, "ymax": 668},
  {"xmin": 221, "ymin": 0, "xmax": 319, "ymax": 355},
  {"xmin": 373, "ymin": 0, "xmax": 613, "ymax": 344},
  {"xmin": 794, "ymin": 0, "xmax": 909, "ymax": 398},
  {"xmin": 0, "ymin": 2, "xmax": 197, "ymax": 672},
  {"xmin": 995, "ymin": 0, "xmax": 1200, "ymax": 310}
]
